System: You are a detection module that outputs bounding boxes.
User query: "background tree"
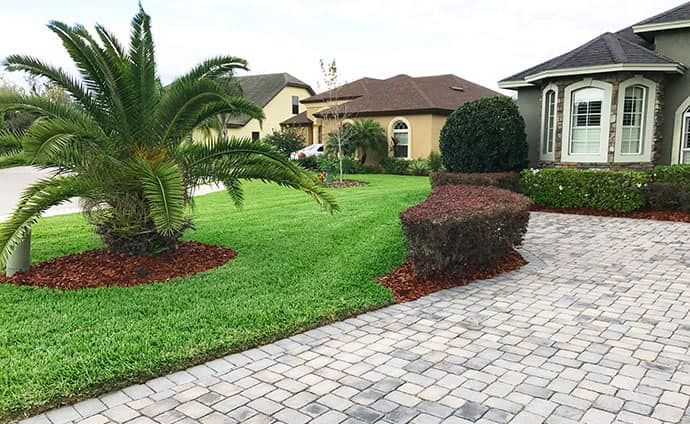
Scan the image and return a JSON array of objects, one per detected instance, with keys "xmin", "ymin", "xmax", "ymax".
[
  {"xmin": 317, "ymin": 59, "xmax": 349, "ymax": 182},
  {"xmin": 0, "ymin": 6, "xmax": 336, "ymax": 266},
  {"xmin": 263, "ymin": 128, "xmax": 305, "ymax": 157},
  {"xmin": 343, "ymin": 119, "xmax": 387, "ymax": 164},
  {"xmin": 439, "ymin": 96, "xmax": 527, "ymax": 173}
]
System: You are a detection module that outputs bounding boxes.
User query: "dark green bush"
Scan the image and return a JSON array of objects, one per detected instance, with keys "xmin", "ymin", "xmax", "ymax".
[
  {"xmin": 646, "ymin": 182, "xmax": 690, "ymax": 212},
  {"xmin": 440, "ymin": 96, "xmax": 528, "ymax": 173},
  {"xmin": 381, "ymin": 157, "xmax": 410, "ymax": 175},
  {"xmin": 262, "ymin": 128, "xmax": 305, "ymax": 157},
  {"xmin": 400, "ymin": 185, "xmax": 531, "ymax": 279},
  {"xmin": 295, "ymin": 156, "xmax": 317, "ymax": 170},
  {"xmin": 431, "ymin": 172, "xmax": 521, "ymax": 192},
  {"xmin": 520, "ymin": 168, "xmax": 648, "ymax": 212},
  {"xmin": 644, "ymin": 165, "xmax": 690, "ymax": 211}
]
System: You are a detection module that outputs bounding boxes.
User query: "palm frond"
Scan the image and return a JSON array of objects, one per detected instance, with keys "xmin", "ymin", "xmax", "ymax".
[
  {"xmin": 2, "ymin": 54, "xmax": 103, "ymax": 121},
  {"xmin": 22, "ymin": 118, "xmax": 105, "ymax": 166},
  {"xmin": 47, "ymin": 20, "xmax": 133, "ymax": 138},
  {"xmin": 0, "ymin": 92, "xmax": 99, "ymax": 129},
  {"xmin": 0, "ymin": 175, "xmax": 91, "ymax": 267},
  {"xmin": 133, "ymin": 158, "xmax": 186, "ymax": 235},
  {"xmin": 182, "ymin": 137, "xmax": 338, "ymax": 213},
  {"xmin": 177, "ymin": 56, "xmax": 248, "ymax": 81},
  {"xmin": 0, "ymin": 128, "xmax": 23, "ymax": 154},
  {"xmin": 157, "ymin": 78, "xmax": 263, "ymax": 146}
]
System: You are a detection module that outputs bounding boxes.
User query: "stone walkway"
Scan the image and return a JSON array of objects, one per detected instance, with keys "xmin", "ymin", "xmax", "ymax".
[{"xmin": 21, "ymin": 213, "xmax": 690, "ymax": 424}]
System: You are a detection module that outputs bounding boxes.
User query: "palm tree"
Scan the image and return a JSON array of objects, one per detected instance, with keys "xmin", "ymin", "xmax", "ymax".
[
  {"xmin": 0, "ymin": 6, "xmax": 337, "ymax": 265},
  {"xmin": 341, "ymin": 119, "xmax": 387, "ymax": 164}
]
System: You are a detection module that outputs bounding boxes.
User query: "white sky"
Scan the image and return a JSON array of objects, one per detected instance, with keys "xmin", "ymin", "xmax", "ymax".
[{"xmin": 0, "ymin": 0, "xmax": 683, "ymax": 93}]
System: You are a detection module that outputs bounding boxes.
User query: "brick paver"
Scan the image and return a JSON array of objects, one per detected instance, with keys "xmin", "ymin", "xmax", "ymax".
[{"xmin": 21, "ymin": 213, "xmax": 690, "ymax": 423}]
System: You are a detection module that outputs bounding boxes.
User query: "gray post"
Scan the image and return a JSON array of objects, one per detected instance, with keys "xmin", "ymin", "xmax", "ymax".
[{"xmin": 6, "ymin": 228, "xmax": 30, "ymax": 277}]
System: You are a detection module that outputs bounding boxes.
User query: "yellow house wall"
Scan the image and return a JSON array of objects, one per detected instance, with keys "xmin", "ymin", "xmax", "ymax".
[
  {"xmin": 227, "ymin": 85, "xmax": 313, "ymax": 139},
  {"xmin": 310, "ymin": 112, "xmax": 448, "ymax": 160},
  {"xmin": 193, "ymin": 86, "xmax": 313, "ymax": 142}
]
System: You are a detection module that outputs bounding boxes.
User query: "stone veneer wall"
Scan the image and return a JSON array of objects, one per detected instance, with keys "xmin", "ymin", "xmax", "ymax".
[{"xmin": 537, "ymin": 72, "xmax": 665, "ymax": 170}]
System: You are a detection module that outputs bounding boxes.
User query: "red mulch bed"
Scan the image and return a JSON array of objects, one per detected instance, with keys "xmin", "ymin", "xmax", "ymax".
[
  {"xmin": 0, "ymin": 241, "xmax": 236, "ymax": 290},
  {"xmin": 377, "ymin": 249, "xmax": 526, "ymax": 303},
  {"xmin": 531, "ymin": 206, "xmax": 690, "ymax": 223}
]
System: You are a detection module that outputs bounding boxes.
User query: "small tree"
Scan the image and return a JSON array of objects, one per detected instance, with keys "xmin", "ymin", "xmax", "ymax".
[
  {"xmin": 317, "ymin": 59, "xmax": 349, "ymax": 182},
  {"xmin": 440, "ymin": 96, "xmax": 527, "ymax": 173},
  {"xmin": 263, "ymin": 128, "xmax": 305, "ymax": 157}
]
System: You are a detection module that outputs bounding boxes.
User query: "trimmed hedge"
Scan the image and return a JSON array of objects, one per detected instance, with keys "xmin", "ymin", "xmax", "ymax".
[
  {"xmin": 439, "ymin": 96, "xmax": 528, "ymax": 173},
  {"xmin": 430, "ymin": 171, "xmax": 521, "ymax": 192},
  {"xmin": 647, "ymin": 165, "xmax": 690, "ymax": 211},
  {"xmin": 651, "ymin": 164, "xmax": 690, "ymax": 185},
  {"xmin": 400, "ymin": 185, "xmax": 531, "ymax": 279},
  {"xmin": 520, "ymin": 168, "xmax": 648, "ymax": 212}
]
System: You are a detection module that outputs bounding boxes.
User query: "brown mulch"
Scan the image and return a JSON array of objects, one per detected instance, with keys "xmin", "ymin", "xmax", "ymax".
[
  {"xmin": 327, "ymin": 180, "xmax": 368, "ymax": 188},
  {"xmin": 0, "ymin": 241, "xmax": 236, "ymax": 290},
  {"xmin": 531, "ymin": 206, "xmax": 690, "ymax": 223},
  {"xmin": 377, "ymin": 249, "xmax": 527, "ymax": 303}
]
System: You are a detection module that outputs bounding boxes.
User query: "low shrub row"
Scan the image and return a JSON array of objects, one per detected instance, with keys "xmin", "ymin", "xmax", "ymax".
[
  {"xmin": 520, "ymin": 168, "xmax": 648, "ymax": 212},
  {"xmin": 400, "ymin": 185, "xmax": 531, "ymax": 279},
  {"xmin": 432, "ymin": 166, "xmax": 690, "ymax": 213},
  {"xmin": 430, "ymin": 171, "xmax": 521, "ymax": 192}
]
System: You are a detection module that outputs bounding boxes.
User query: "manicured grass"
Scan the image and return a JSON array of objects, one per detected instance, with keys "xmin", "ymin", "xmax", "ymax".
[{"xmin": 0, "ymin": 174, "xmax": 430, "ymax": 420}]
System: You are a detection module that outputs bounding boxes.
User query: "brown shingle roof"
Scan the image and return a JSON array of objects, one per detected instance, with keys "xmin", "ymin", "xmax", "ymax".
[
  {"xmin": 280, "ymin": 111, "xmax": 312, "ymax": 126},
  {"xmin": 303, "ymin": 74, "xmax": 501, "ymax": 117}
]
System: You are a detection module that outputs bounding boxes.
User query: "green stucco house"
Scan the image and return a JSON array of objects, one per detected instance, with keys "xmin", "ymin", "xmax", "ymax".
[{"xmin": 499, "ymin": 2, "xmax": 690, "ymax": 169}]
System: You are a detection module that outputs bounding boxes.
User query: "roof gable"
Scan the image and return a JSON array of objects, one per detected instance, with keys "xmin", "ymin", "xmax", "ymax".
[{"xmin": 227, "ymin": 73, "xmax": 314, "ymax": 127}]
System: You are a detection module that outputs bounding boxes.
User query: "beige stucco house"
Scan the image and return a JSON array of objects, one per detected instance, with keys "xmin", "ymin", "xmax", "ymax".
[
  {"xmin": 200, "ymin": 73, "xmax": 314, "ymax": 141},
  {"xmin": 281, "ymin": 74, "xmax": 500, "ymax": 160}
]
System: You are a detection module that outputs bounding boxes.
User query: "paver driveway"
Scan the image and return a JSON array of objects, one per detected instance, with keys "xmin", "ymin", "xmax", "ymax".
[{"xmin": 22, "ymin": 213, "xmax": 690, "ymax": 424}]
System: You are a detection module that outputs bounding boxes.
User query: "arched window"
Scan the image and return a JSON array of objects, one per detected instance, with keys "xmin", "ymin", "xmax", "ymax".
[
  {"xmin": 615, "ymin": 77, "xmax": 656, "ymax": 163},
  {"xmin": 621, "ymin": 85, "xmax": 646, "ymax": 155},
  {"xmin": 570, "ymin": 87, "xmax": 604, "ymax": 154},
  {"xmin": 392, "ymin": 120, "xmax": 409, "ymax": 158},
  {"xmin": 542, "ymin": 89, "xmax": 556, "ymax": 156},
  {"xmin": 682, "ymin": 108, "xmax": 690, "ymax": 164}
]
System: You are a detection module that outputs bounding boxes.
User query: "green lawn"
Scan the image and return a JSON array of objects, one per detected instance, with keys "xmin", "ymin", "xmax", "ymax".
[{"xmin": 0, "ymin": 174, "xmax": 430, "ymax": 421}]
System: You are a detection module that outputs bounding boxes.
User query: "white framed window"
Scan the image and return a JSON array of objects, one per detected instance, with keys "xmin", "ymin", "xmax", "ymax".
[
  {"xmin": 621, "ymin": 86, "xmax": 645, "ymax": 154},
  {"xmin": 615, "ymin": 77, "xmax": 656, "ymax": 163},
  {"xmin": 682, "ymin": 109, "xmax": 690, "ymax": 164},
  {"xmin": 570, "ymin": 87, "xmax": 603, "ymax": 154},
  {"xmin": 672, "ymin": 96, "xmax": 690, "ymax": 164},
  {"xmin": 391, "ymin": 120, "xmax": 409, "ymax": 158},
  {"xmin": 540, "ymin": 85, "xmax": 557, "ymax": 160},
  {"xmin": 561, "ymin": 79, "xmax": 612, "ymax": 163}
]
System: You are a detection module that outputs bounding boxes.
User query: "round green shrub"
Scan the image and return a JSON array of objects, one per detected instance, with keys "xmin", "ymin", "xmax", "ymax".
[{"xmin": 440, "ymin": 96, "xmax": 528, "ymax": 173}]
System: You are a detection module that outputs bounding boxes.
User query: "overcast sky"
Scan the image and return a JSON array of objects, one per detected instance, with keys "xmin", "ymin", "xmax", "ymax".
[{"xmin": 0, "ymin": 0, "xmax": 683, "ymax": 93}]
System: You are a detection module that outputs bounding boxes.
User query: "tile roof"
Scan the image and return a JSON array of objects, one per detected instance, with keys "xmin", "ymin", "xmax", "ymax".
[
  {"xmin": 304, "ymin": 74, "xmax": 501, "ymax": 117},
  {"xmin": 227, "ymin": 73, "xmax": 315, "ymax": 127},
  {"xmin": 280, "ymin": 111, "xmax": 312, "ymax": 126}
]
